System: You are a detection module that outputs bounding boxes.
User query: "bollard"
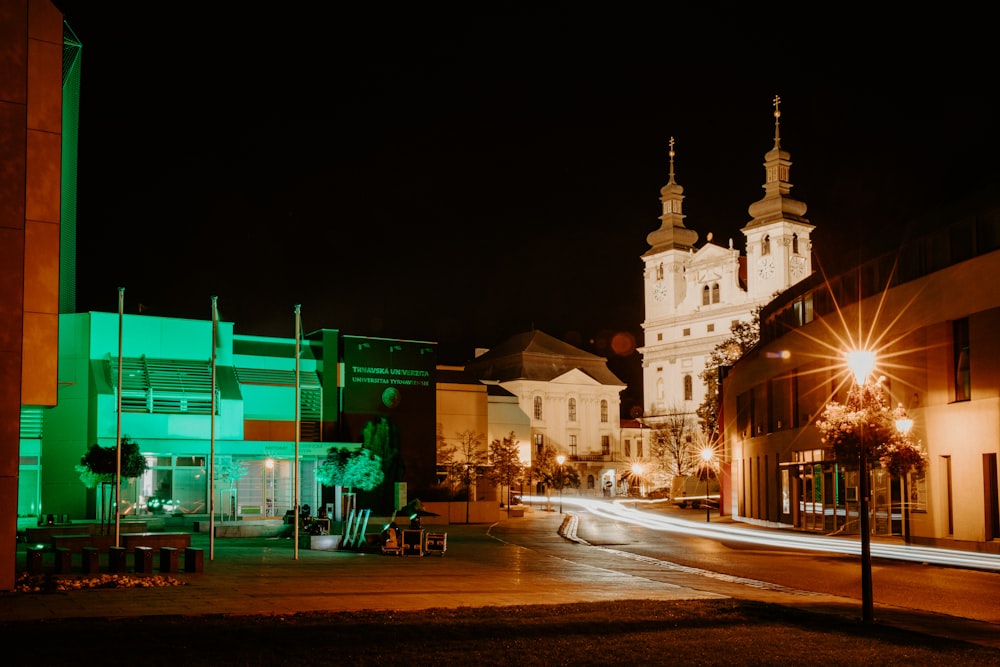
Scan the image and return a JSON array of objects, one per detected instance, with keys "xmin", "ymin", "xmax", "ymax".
[
  {"xmin": 81, "ymin": 546, "xmax": 100, "ymax": 574},
  {"xmin": 26, "ymin": 546, "xmax": 44, "ymax": 575},
  {"xmin": 134, "ymin": 546, "xmax": 154, "ymax": 573},
  {"xmin": 183, "ymin": 547, "xmax": 204, "ymax": 573},
  {"xmin": 108, "ymin": 546, "xmax": 127, "ymax": 573},
  {"xmin": 54, "ymin": 547, "xmax": 73, "ymax": 574},
  {"xmin": 159, "ymin": 546, "xmax": 179, "ymax": 573}
]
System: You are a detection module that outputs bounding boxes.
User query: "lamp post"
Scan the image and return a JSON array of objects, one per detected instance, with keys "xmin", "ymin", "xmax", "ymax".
[
  {"xmin": 556, "ymin": 455, "xmax": 565, "ymax": 514},
  {"xmin": 700, "ymin": 447, "xmax": 715, "ymax": 522},
  {"xmin": 265, "ymin": 458, "xmax": 275, "ymax": 517},
  {"xmin": 895, "ymin": 412, "xmax": 915, "ymax": 544},
  {"xmin": 846, "ymin": 350, "xmax": 876, "ymax": 625}
]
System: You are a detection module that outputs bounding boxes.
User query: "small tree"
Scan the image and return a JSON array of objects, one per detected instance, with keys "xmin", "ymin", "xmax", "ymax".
[
  {"xmin": 447, "ymin": 430, "xmax": 488, "ymax": 523},
  {"xmin": 75, "ymin": 436, "xmax": 149, "ymax": 533},
  {"xmin": 648, "ymin": 407, "xmax": 701, "ymax": 487},
  {"xmin": 485, "ymin": 431, "xmax": 525, "ymax": 511},
  {"xmin": 316, "ymin": 447, "xmax": 385, "ymax": 531},
  {"xmin": 815, "ymin": 378, "xmax": 925, "ymax": 533}
]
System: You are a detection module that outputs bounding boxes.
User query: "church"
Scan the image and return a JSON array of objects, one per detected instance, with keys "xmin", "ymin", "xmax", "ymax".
[{"xmin": 639, "ymin": 98, "xmax": 815, "ymax": 426}]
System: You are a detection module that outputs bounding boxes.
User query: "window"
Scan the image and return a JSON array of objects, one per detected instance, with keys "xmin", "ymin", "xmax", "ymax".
[
  {"xmin": 702, "ymin": 285, "xmax": 710, "ymax": 305},
  {"xmin": 683, "ymin": 375, "xmax": 693, "ymax": 401},
  {"xmin": 707, "ymin": 323, "xmax": 715, "ymax": 333},
  {"xmin": 569, "ymin": 435, "xmax": 577, "ymax": 456},
  {"xmin": 792, "ymin": 233, "xmax": 799, "ymax": 254},
  {"xmin": 954, "ymin": 318, "xmax": 971, "ymax": 402},
  {"xmin": 601, "ymin": 435, "xmax": 610, "ymax": 455},
  {"xmin": 624, "ymin": 439, "xmax": 631, "ymax": 457},
  {"xmin": 533, "ymin": 396, "xmax": 543, "ymax": 419},
  {"xmin": 712, "ymin": 283, "xmax": 720, "ymax": 303},
  {"xmin": 683, "ymin": 328, "xmax": 690, "ymax": 336},
  {"xmin": 656, "ymin": 263, "xmax": 664, "ymax": 279},
  {"xmin": 762, "ymin": 235, "xmax": 771, "ymax": 256},
  {"xmin": 568, "ymin": 398, "xmax": 577, "ymax": 422},
  {"xmin": 656, "ymin": 378, "xmax": 664, "ymax": 399},
  {"xmin": 534, "ymin": 433, "xmax": 544, "ymax": 455},
  {"xmin": 600, "ymin": 400, "xmax": 608, "ymax": 423},
  {"xmin": 637, "ymin": 438, "xmax": 643, "ymax": 457},
  {"xmin": 657, "ymin": 333, "xmax": 662, "ymax": 341}
]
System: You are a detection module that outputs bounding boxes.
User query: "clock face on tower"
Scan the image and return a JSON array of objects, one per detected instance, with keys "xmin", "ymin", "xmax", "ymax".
[
  {"xmin": 652, "ymin": 281, "xmax": 669, "ymax": 302},
  {"xmin": 756, "ymin": 257, "xmax": 775, "ymax": 280}
]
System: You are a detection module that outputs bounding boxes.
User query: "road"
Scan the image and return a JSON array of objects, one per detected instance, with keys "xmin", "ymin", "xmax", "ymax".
[{"xmin": 506, "ymin": 496, "xmax": 1000, "ymax": 626}]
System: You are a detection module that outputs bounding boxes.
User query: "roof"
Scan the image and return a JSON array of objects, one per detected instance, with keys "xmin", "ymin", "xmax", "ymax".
[{"xmin": 466, "ymin": 330, "xmax": 625, "ymax": 386}]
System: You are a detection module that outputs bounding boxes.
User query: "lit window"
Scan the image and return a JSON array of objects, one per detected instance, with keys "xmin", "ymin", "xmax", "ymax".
[
  {"xmin": 600, "ymin": 400, "xmax": 608, "ymax": 423},
  {"xmin": 534, "ymin": 433, "xmax": 544, "ymax": 455},
  {"xmin": 683, "ymin": 375, "xmax": 693, "ymax": 401}
]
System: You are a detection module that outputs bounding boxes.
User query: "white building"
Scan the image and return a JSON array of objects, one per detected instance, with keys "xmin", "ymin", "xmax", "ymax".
[{"xmin": 639, "ymin": 100, "xmax": 814, "ymax": 425}]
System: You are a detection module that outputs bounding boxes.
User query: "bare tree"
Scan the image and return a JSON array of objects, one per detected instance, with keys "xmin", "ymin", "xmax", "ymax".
[
  {"xmin": 485, "ymin": 431, "xmax": 524, "ymax": 511},
  {"xmin": 448, "ymin": 430, "xmax": 488, "ymax": 523},
  {"xmin": 648, "ymin": 407, "xmax": 700, "ymax": 485}
]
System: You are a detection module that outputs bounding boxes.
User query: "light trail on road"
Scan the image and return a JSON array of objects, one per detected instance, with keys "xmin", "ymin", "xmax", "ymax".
[{"xmin": 522, "ymin": 495, "xmax": 1000, "ymax": 573}]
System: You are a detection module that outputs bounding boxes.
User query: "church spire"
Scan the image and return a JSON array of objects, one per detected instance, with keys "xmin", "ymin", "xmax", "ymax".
[
  {"xmin": 744, "ymin": 95, "xmax": 809, "ymax": 228},
  {"xmin": 646, "ymin": 137, "xmax": 698, "ymax": 254}
]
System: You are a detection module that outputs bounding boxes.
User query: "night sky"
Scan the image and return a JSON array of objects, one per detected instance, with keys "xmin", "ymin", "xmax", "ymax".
[{"xmin": 50, "ymin": 3, "xmax": 1000, "ymax": 412}]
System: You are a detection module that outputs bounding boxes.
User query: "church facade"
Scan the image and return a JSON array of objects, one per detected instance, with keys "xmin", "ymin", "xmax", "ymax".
[{"xmin": 639, "ymin": 101, "xmax": 815, "ymax": 427}]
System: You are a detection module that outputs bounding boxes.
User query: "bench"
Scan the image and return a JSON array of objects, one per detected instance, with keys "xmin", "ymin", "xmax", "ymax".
[
  {"xmin": 51, "ymin": 534, "xmax": 114, "ymax": 553},
  {"xmin": 121, "ymin": 532, "xmax": 191, "ymax": 552}
]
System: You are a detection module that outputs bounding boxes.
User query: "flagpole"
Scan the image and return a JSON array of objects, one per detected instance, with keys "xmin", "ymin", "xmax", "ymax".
[
  {"xmin": 210, "ymin": 296, "xmax": 218, "ymax": 560},
  {"xmin": 115, "ymin": 288, "xmax": 124, "ymax": 547},
  {"xmin": 294, "ymin": 304, "xmax": 302, "ymax": 560}
]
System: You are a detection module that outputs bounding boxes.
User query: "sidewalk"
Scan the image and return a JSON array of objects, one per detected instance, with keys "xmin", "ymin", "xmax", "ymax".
[{"xmin": 3, "ymin": 507, "xmax": 999, "ymax": 652}]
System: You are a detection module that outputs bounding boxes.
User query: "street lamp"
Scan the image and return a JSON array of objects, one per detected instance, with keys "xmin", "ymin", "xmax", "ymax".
[
  {"xmin": 895, "ymin": 411, "xmax": 915, "ymax": 544},
  {"xmin": 556, "ymin": 455, "xmax": 565, "ymax": 514},
  {"xmin": 846, "ymin": 349, "xmax": 876, "ymax": 625},
  {"xmin": 700, "ymin": 447, "xmax": 715, "ymax": 523}
]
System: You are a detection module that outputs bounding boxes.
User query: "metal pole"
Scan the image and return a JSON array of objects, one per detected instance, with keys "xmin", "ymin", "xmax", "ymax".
[
  {"xmin": 705, "ymin": 474, "xmax": 710, "ymax": 523},
  {"xmin": 293, "ymin": 304, "xmax": 301, "ymax": 560},
  {"xmin": 859, "ymin": 421, "xmax": 874, "ymax": 624},
  {"xmin": 210, "ymin": 296, "xmax": 218, "ymax": 560},
  {"xmin": 114, "ymin": 287, "xmax": 124, "ymax": 547}
]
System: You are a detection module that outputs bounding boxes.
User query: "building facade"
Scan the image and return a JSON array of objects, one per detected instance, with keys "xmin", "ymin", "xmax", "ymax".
[
  {"xmin": 723, "ymin": 186, "xmax": 1000, "ymax": 552},
  {"xmin": 464, "ymin": 330, "xmax": 628, "ymax": 494},
  {"xmin": 639, "ymin": 102, "xmax": 814, "ymax": 428},
  {"xmin": 27, "ymin": 311, "xmax": 439, "ymax": 525}
]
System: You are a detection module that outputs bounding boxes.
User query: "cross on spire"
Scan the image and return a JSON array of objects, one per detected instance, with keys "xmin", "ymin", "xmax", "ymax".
[
  {"xmin": 772, "ymin": 95, "xmax": 782, "ymax": 147},
  {"xmin": 668, "ymin": 136, "xmax": 676, "ymax": 182}
]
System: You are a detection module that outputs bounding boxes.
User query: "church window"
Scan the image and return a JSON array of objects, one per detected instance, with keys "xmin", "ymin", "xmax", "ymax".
[
  {"xmin": 656, "ymin": 263, "xmax": 664, "ymax": 280},
  {"xmin": 762, "ymin": 235, "xmax": 771, "ymax": 256},
  {"xmin": 534, "ymin": 433, "xmax": 544, "ymax": 454},
  {"xmin": 792, "ymin": 233, "xmax": 799, "ymax": 254},
  {"xmin": 656, "ymin": 378, "xmax": 664, "ymax": 399},
  {"xmin": 702, "ymin": 285, "xmax": 710, "ymax": 305},
  {"xmin": 533, "ymin": 396, "xmax": 543, "ymax": 419},
  {"xmin": 569, "ymin": 435, "xmax": 577, "ymax": 455},
  {"xmin": 683, "ymin": 328, "xmax": 690, "ymax": 336},
  {"xmin": 568, "ymin": 398, "xmax": 577, "ymax": 422},
  {"xmin": 683, "ymin": 374, "xmax": 693, "ymax": 401},
  {"xmin": 600, "ymin": 400, "xmax": 608, "ymax": 422},
  {"xmin": 707, "ymin": 323, "xmax": 715, "ymax": 333},
  {"xmin": 712, "ymin": 283, "xmax": 720, "ymax": 303},
  {"xmin": 657, "ymin": 333, "xmax": 662, "ymax": 341},
  {"xmin": 602, "ymin": 435, "xmax": 610, "ymax": 455}
]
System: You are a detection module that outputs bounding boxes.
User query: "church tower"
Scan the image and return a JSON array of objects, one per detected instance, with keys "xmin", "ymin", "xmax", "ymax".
[
  {"xmin": 639, "ymin": 99, "xmax": 814, "ymax": 426},
  {"xmin": 742, "ymin": 96, "xmax": 814, "ymax": 301}
]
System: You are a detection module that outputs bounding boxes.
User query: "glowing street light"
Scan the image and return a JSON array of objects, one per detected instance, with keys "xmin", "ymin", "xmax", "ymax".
[
  {"xmin": 846, "ymin": 349, "xmax": 876, "ymax": 625},
  {"xmin": 700, "ymin": 447, "xmax": 716, "ymax": 523},
  {"xmin": 631, "ymin": 462, "xmax": 645, "ymax": 498},
  {"xmin": 556, "ymin": 455, "xmax": 566, "ymax": 514}
]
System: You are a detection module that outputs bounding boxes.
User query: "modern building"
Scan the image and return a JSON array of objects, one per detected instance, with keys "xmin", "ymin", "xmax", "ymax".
[
  {"xmin": 723, "ymin": 184, "xmax": 1000, "ymax": 552},
  {"xmin": 639, "ymin": 101, "xmax": 814, "ymax": 428},
  {"xmin": 28, "ymin": 310, "xmax": 439, "ymax": 527},
  {"xmin": 2, "ymin": 0, "xmax": 76, "ymax": 590}
]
